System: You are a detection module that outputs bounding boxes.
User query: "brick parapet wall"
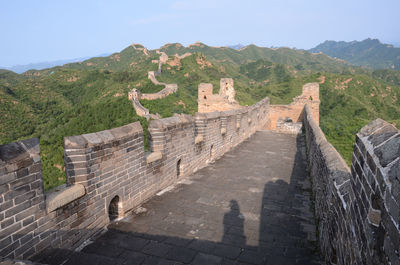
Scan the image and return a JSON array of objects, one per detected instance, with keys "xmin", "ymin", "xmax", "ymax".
[
  {"xmin": 351, "ymin": 119, "xmax": 400, "ymax": 265},
  {"xmin": 140, "ymin": 84, "xmax": 178, "ymax": 100},
  {"xmin": 0, "ymin": 96, "xmax": 270, "ymax": 260},
  {"xmin": 304, "ymin": 105, "xmax": 400, "ymax": 265},
  {"xmin": 0, "ymin": 138, "xmax": 46, "ymax": 260}
]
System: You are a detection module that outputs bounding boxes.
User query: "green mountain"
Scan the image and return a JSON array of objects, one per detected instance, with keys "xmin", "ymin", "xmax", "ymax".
[
  {"xmin": 160, "ymin": 42, "xmax": 356, "ymax": 73},
  {"xmin": 1, "ymin": 42, "xmax": 399, "ymax": 190},
  {"xmin": 309, "ymin": 38, "xmax": 400, "ymax": 70}
]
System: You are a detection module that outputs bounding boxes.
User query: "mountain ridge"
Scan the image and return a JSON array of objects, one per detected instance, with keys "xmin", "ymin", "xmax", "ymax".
[
  {"xmin": 1, "ymin": 53, "xmax": 111, "ymax": 74},
  {"xmin": 309, "ymin": 38, "xmax": 400, "ymax": 70}
]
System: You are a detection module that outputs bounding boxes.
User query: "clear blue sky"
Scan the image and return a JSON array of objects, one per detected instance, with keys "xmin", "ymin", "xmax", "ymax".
[{"xmin": 1, "ymin": 0, "xmax": 399, "ymax": 66}]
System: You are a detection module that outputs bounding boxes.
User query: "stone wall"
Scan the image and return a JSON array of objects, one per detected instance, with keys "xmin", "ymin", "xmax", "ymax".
[
  {"xmin": 304, "ymin": 105, "xmax": 400, "ymax": 265},
  {"xmin": 139, "ymin": 83, "xmax": 178, "ymax": 100},
  {"xmin": 0, "ymin": 96, "xmax": 270, "ymax": 260},
  {"xmin": 268, "ymin": 82, "xmax": 320, "ymax": 131},
  {"xmin": 351, "ymin": 119, "xmax": 400, "ymax": 265},
  {"xmin": 198, "ymin": 79, "xmax": 241, "ymax": 113}
]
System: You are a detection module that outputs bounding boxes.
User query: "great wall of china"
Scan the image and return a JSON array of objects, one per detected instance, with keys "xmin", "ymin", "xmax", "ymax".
[
  {"xmin": 128, "ymin": 51, "xmax": 184, "ymax": 120},
  {"xmin": 0, "ymin": 79, "xmax": 399, "ymax": 264}
]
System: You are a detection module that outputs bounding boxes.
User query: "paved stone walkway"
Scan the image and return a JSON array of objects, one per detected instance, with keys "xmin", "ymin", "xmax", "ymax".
[{"xmin": 35, "ymin": 131, "xmax": 321, "ymax": 265}]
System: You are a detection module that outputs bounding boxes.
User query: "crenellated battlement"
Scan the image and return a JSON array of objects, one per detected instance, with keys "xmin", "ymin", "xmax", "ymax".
[
  {"xmin": 304, "ymin": 105, "xmax": 400, "ymax": 265},
  {"xmin": 1, "ymin": 81, "xmax": 399, "ymax": 265},
  {"xmin": 0, "ymin": 94, "xmax": 269, "ymax": 260}
]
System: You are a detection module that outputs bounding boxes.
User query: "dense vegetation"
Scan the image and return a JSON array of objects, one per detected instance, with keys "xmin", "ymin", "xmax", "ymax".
[
  {"xmin": 1, "ymin": 42, "xmax": 399, "ymax": 190},
  {"xmin": 309, "ymin": 38, "xmax": 400, "ymax": 70}
]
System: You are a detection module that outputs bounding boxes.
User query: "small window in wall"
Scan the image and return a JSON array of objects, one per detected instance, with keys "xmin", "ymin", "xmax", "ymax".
[
  {"xmin": 204, "ymin": 95, "xmax": 207, "ymax": 99},
  {"xmin": 109, "ymin": 196, "xmax": 120, "ymax": 222},
  {"xmin": 309, "ymin": 96, "xmax": 313, "ymax": 101},
  {"xmin": 177, "ymin": 159, "xmax": 181, "ymax": 178},
  {"xmin": 210, "ymin": 145, "xmax": 215, "ymax": 159}
]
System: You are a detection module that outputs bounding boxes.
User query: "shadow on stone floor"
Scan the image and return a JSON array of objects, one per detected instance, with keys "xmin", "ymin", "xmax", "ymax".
[{"xmin": 31, "ymin": 133, "xmax": 321, "ymax": 265}]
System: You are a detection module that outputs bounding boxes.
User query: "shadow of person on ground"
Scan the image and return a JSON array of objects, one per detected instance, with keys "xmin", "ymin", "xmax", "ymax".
[{"xmin": 222, "ymin": 200, "xmax": 246, "ymax": 247}]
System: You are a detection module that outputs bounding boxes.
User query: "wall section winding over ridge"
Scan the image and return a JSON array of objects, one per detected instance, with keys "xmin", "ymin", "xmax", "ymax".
[
  {"xmin": 0, "ymin": 97, "xmax": 269, "ymax": 260},
  {"xmin": 304, "ymin": 105, "xmax": 400, "ymax": 265}
]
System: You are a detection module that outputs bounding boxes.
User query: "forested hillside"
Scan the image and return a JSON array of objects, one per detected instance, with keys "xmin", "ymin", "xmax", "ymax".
[
  {"xmin": 309, "ymin": 38, "xmax": 400, "ymax": 70},
  {"xmin": 1, "ymin": 42, "xmax": 399, "ymax": 190}
]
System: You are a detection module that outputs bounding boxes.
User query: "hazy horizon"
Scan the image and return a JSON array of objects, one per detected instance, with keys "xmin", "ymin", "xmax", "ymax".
[{"xmin": 1, "ymin": 0, "xmax": 399, "ymax": 67}]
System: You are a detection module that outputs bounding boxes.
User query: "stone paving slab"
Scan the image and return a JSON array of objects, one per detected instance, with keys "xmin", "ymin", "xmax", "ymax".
[{"xmin": 33, "ymin": 131, "xmax": 321, "ymax": 265}]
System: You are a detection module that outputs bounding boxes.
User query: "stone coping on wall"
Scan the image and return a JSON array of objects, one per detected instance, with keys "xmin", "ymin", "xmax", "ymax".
[
  {"xmin": 46, "ymin": 184, "xmax": 86, "ymax": 212},
  {"xmin": 358, "ymin": 118, "xmax": 400, "ymax": 168},
  {"xmin": 64, "ymin": 122, "xmax": 143, "ymax": 149},
  {"xmin": 146, "ymin": 151, "xmax": 163, "ymax": 164},
  {"xmin": 304, "ymin": 104, "xmax": 351, "ymax": 187},
  {"xmin": 355, "ymin": 118, "xmax": 400, "ymax": 220},
  {"xmin": 0, "ymin": 138, "xmax": 40, "ymax": 167},
  {"xmin": 148, "ymin": 114, "xmax": 194, "ymax": 130}
]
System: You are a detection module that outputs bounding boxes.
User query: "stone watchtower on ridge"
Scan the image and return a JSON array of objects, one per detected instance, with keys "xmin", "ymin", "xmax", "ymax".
[
  {"xmin": 219, "ymin": 78, "xmax": 236, "ymax": 103},
  {"xmin": 198, "ymin": 78, "xmax": 241, "ymax": 113},
  {"xmin": 128, "ymin": 88, "xmax": 141, "ymax": 101},
  {"xmin": 266, "ymin": 82, "xmax": 320, "ymax": 131}
]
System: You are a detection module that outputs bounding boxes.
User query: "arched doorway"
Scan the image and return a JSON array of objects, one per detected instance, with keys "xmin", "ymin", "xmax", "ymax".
[
  {"xmin": 108, "ymin": 196, "xmax": 120, "ymax": 222},
  {"xmin": 177, "ymin": 159, "xmax": 182, "ymax": 178},
  {"xmin": 210, "ymin": 145, "xmax": 215, "ymax": 160}
]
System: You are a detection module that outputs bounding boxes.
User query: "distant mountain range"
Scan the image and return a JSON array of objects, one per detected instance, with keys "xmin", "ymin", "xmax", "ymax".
[
  {"xmin": 309, "ymin": 38, "xmax": 400, "ymax": 70},
  {"xmin": 1, "ymin": 53, "xmax": 111, "ymax": 74},
  {"xmin": 228, "ymin": 44, "xmax": 245, "ymax": 50},
  {"xmin": 5, "ymin": 39, "xmax": 400, "ymax": 73}
]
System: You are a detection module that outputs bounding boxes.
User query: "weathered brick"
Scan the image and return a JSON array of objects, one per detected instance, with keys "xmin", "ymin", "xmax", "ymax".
[
  {"xmin": 16, "ymin": 157, "xmax": 34, "ymax": 170},
  {"xmin": 4, "ymin": 184, "xmax": 30, "ymax": 201},
  {"xmin": 16, "ymin": 168, "xmax": 29, "ymax": 178},
  {"xmin": 9, "ymin": 173, "xmax": 37, "ymax": 189},
  {"xmin": 12, "ymin": 221, "xmax": 38, "ymax": 242},
  {"xmin": 367, "ymin": 124, "xmax": 399, "ymax": 147},
  {"xmin": 0, "ymin": 221, "xmax": 21, "ymax": 238},
  {"xmin": 385, "ymin": 190, "xmax": 399, "ymax": 223},
  {"xmin": 0, "ymin": 172, "xmax": 16, "ymax": 186},
  {"xmin": 0, "ymin": 184, "xmax": 9, "ymax": 194},
  {"xmin": 0, "ymin": 217, "xmax": 14, "ymax": 229},
  {"xmin": 0, "ymin": 236, "xmax": 11, "ymax": 250},
  {"xmin": 374, "ymin": 134, "xmax": 400, "ymax": 167},
  {"xmin": 5, "ymin": 200, "xmax": 31, "ymax": 218},
  {"xmin": 14, "ymin": 236, "xmax": 37, "ymax": 258},
  {"xmin": 30, "ymin": 179, "xmax": 43, "ymax": 190},
  {"xmin": 14, "ymin": 190, "xmax": 36, "ymax": 205},
  {"xmin": 0, "ymin": 200, "xmax": 13, "ymax": 212},
  {"xmin": 29, "ymin": 163, "xmax": 42, "ymax": 174},
  {"xmin": 22, "ymin": 216, "xmax": 34, "ymax": 227}
]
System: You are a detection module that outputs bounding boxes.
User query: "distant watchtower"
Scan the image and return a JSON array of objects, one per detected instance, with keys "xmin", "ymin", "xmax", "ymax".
[
  {"xmin": 198, "ymin": 83, "xmax": 213, "ymax": 102},
  {"xmin": 128, "ymin": 88, "xmax": 141, "ymax": 101},
  {"xmin": 219, "ymin": 78, "xmax": 236, "ymax": 103},
  {"xmin": 198, "ymin": 78, "xmax": 240, "ymax": 113}
]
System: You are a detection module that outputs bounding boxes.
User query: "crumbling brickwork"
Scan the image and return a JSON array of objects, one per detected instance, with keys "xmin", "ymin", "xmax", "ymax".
[
  {"xmin": 198, "ymin": 78, "xmax": 241, "ymax": 113},
  {"xmin": 268, "ymin": 83, "xmax": 320, "ymax": 131}
]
